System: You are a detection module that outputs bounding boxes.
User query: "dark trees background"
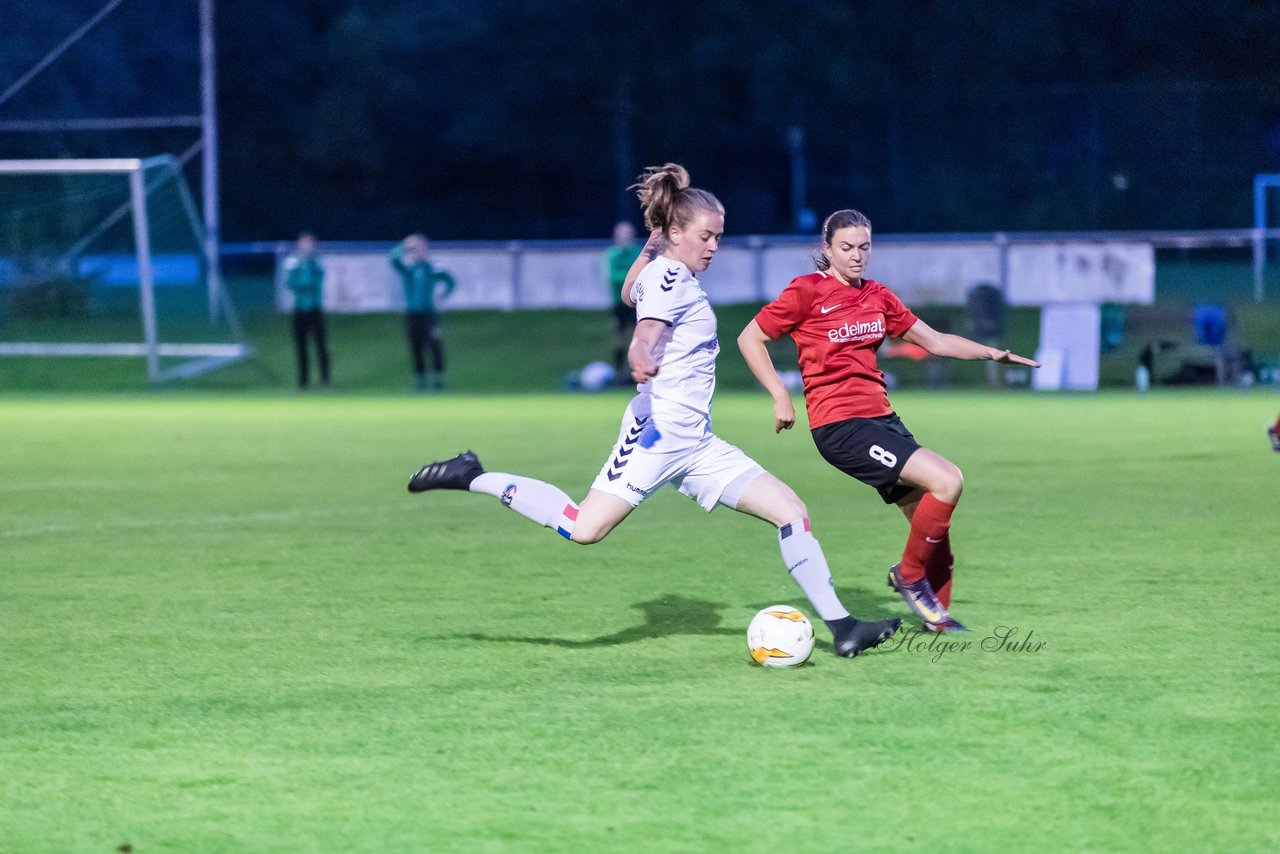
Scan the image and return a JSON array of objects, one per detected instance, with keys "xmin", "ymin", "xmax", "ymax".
[{"xmin": 2, "ymin": 0, "xmax": 1280, "ymax": 240}]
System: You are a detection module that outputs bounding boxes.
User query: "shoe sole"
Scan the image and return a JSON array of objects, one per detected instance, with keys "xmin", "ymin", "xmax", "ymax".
[{"xmin": 922, "ymin": 619, "xmax": 970, "ymax": 634}]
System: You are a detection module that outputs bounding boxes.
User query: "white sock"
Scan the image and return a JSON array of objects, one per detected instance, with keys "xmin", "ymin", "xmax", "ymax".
[
  {"xmin": 471, "ymin": 472, "xmax": 579, "ymax": 539},
  {"xmin": 778, "ymin": 517, "xmax": 850, "ymax": 621}
]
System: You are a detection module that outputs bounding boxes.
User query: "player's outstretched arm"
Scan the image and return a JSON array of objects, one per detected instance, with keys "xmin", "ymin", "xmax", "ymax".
[
  {"xmin": 902, "ymin": 319, "xmax": 1040, "ymax": 367},
  {"xmin": 737, "ymin": 320, "xmax": 796, "ymax": 433},
  {"xmin": 628, "ymin": 318, "xmax": 667, "ymax": 383},
  {"xmin": 620, "ymin": 229, "xmax": 665, "ymax": 308}
]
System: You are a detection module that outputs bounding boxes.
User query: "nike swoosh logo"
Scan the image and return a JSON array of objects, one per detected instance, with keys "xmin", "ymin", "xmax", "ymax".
[
  {"xmin": 819, "ymin": 304, "xmax": 842, "ymax": 314},
  {"xmin": 925, "ymin": 536, "xmax": 945, "ymax": 544},
  {"xmin": 906, "ymin": 589, "xmax": 946, "ymax": 622}
]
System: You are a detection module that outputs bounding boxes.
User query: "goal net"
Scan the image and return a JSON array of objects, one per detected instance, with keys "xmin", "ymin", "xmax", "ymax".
[{"xmin": 0, "ymin": 156, "xmax": 251, "ymax": 382}]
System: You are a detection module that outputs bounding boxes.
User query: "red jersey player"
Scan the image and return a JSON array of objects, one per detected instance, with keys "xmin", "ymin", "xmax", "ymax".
[{"xmin": 737, "ymin": 209, "xmax": 1038, "ymax": 633}]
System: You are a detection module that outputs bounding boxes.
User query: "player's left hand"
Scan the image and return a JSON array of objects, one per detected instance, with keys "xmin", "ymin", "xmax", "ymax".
[{"xmin": 992, "ymin": 349, "xmax": 1040, "ymax": 368}]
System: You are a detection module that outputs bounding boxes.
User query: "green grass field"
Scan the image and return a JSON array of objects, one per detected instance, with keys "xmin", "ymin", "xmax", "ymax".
[{"xmin": 3, "ymin": 389, "xmax": 1278, "ymax": 852}]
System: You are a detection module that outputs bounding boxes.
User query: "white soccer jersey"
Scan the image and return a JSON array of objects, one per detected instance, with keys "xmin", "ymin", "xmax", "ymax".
[{"xmin": 631, "ymin": 258, "xmax": 719, "ymax": 414}]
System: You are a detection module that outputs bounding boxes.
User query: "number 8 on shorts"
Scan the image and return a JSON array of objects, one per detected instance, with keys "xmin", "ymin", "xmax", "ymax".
[{"xmin": 869, "ymin": 444, "xmax": 897, "ymax": 468}]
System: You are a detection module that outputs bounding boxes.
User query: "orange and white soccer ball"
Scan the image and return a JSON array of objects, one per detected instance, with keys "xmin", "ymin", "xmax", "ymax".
[{"xmin": 747, "ymin": 605, "xmax": 815, "ymax": 667}]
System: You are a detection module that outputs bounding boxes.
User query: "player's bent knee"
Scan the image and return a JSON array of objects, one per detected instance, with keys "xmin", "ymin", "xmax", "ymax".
[
  {"xmin": 935, "ymin": 465, "xmax": 964, "ymax": 503},
  {"xmin": 569, "ymin": 515, "xmax": 621, "ymax": 545},
  {"xmin": 569, "ymin": 524, "xmax": 607, "ymax": 545}
]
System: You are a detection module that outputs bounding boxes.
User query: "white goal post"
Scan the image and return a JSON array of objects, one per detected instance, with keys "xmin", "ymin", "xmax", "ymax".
[
  {"xmin": 1255, "ymin": 173, "xmax": 1280, "ymax": 303},
  {"xmin": 0, "ymin": 156, "xmax": 251, "ymax": 382}
]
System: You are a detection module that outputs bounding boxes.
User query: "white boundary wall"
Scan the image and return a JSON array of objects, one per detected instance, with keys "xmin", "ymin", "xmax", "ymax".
[
  {"xmin": 273, "ymin": 236, "xmax": 1157, "ymax": 392},
  {"xmin": 275, "ymin": 239, "xmax": 1156, "ymax": 313}
]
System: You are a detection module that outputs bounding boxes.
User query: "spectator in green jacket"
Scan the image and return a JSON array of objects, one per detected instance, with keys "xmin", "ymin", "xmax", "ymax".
[
  {"xmin": 390, "ymin": 233, "xmax": 456, "ymax": 391},
  {"xmin": 603, "ymin": 221, "xmax": 641, "ymax": 379},
  {"xmin": 283, "ymin": 232, "xmax": 331, "ymax": 388}
]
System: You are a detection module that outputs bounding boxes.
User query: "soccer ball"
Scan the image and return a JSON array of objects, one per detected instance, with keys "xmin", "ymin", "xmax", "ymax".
[{"xmin": 747, "ymin": 605, "xmax": 815, "ymax": 667}]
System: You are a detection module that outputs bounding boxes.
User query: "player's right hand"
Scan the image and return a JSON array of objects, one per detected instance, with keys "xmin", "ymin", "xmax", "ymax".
[
  {"xmin": 774, "ymin": 396, "xmax": 796, "ymax": 433},
  {"xmin": 631, "ymin": 360, "xmax": 659, "ymax": 383}
]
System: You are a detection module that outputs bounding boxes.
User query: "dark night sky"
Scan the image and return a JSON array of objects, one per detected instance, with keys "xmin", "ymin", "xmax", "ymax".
[{"xmin": 2, "ymin": 0, "xmax": 1280, "ymax": 240}]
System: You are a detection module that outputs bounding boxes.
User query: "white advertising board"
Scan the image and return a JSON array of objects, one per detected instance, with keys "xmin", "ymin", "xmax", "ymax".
[
  {"xmin": 1006, "ymin": 243, "xmax": 1155, "ymax": 306},
  {"xmin": 277, "ymin": 239, "xmax": 1155, "ymax": 312}
]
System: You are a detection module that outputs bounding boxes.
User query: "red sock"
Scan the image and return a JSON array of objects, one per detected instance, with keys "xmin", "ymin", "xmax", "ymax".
[
  {"xmin": 899, "ymin": 493, "xmax": 956, "ymax": 583},
  {"xmin": 925, "ymin": 532, "xmax": 954, "ymax": 607}
]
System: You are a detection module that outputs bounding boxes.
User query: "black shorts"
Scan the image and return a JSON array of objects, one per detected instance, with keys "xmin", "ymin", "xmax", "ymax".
[{"xmin": 811, "ymin": 413, "xmax": 922, "ymax": 504}]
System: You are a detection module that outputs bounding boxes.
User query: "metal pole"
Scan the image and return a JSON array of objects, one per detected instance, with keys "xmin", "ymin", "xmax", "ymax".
[
  {"xmin": 508, "ymin": 241, "xmax": 523, "ymax": 310},
  {"xmin": 0, "ymin": 0, "xmax": 128, "ymax": 110},
  {"xmin": 995, "ymin": 232, "xmax": 1011, "ymax": 297},
  {"xmin": 0, "ymin": 116, "xmax": 202, "ymax": 132},
  {"xmin": 168, "ymin": 158, "xmax": 244, "ymax": 340},
  {"xmin": 200, "ymin": 0, "xmax": 223, "ymax": 323},
  {"xmin": 750, "ymin": 235, "xmax": 767, "ymax": 302},
  {"xmin": 787, "ymin": 126, "xmax": 806, "ymax": 232},
  {"xmin": 129, "ymin": 167, "xmax": 160, "ymax": 381},
  {"xmin": 1254, "ymin": 175, "xmax": 1270, "ymax": 304},
  {"xmin": 1254, "ymin": 231, "xmax": 1266, "ymax": 305}
]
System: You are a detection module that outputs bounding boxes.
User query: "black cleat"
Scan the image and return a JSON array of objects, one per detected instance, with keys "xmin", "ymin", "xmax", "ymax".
[
  {"xmin": 408, "ymin": 451, "xmax": 484, "ymax": 492},
  {"xmin": 1269, "ymin": 425, "xmax": 1280, "ymax": 453},
  {"xmin": 831, "ymin": 617, "xmax": 902, "ymax": 658}
]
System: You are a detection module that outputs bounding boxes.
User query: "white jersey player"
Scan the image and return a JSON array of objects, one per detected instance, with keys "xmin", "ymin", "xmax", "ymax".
[
  {"xmin": 409, "ymin": 164, "xmax": 900, "ymax": 659},
  {"xmin": 585, "ymin": 256, "xmax": 752, "ymax": 512}
]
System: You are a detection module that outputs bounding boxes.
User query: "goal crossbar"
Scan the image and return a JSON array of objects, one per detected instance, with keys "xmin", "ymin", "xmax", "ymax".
[
  {"xmin": 0, "ymin": 342, "xmax": 250, "ymax": 357},
  {"xmin": 0, "ymin": 157, "xmax": 156, "ymax": 174}
]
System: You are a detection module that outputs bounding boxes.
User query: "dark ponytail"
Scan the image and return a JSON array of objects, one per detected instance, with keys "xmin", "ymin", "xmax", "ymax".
[{"xmin": 814, "ymin": 209, "xmax": 872, "ymax": 271}]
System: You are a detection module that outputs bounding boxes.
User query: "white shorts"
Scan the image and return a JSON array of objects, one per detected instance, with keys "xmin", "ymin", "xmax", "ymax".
[{"xmin": 589, "ymin": 394, "xmax": 764, "ymax": 512}]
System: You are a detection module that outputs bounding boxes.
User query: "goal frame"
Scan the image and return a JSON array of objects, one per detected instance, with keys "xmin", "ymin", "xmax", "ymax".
[
  {"xmin": 0, "ymin": 156, "xmax": 251, "ymax": 382},
  {"xmin": 1255, "ymin": 173, "xmax": 1280, "ymax": 303}
]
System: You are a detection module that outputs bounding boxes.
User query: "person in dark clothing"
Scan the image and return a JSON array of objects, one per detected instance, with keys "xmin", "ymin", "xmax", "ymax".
[
  {"xmin": 390, "ymin": 234, "xmax": 456, "ymax": 391},
  {"xmin": 604, "ymin": 221, "xmax": 642, "ymax": 378},
  {"xmin": 283, "ymin": 232, "xmax": 330, "ymax": 388}
]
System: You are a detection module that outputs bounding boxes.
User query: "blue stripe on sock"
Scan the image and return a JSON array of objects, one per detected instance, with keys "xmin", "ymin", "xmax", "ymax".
[{"xmin": 556, "ymin": 526, "xmax": 572, "ymax": 540}]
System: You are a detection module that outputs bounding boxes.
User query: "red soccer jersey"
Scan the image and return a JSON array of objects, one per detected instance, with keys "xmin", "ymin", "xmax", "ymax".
[{"xmin": 754, "ymin": 272, "xmax": 919, "ymax": 428}]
